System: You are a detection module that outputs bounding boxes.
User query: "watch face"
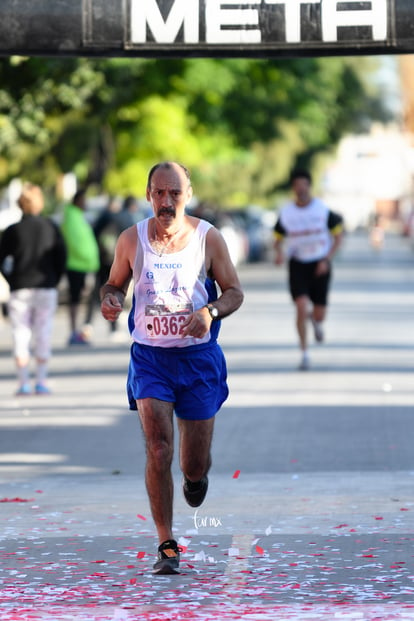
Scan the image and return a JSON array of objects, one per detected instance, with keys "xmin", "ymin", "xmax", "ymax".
[{"xmin": 210, "ymin": 305, "xmax": 218, "ymax": 318}]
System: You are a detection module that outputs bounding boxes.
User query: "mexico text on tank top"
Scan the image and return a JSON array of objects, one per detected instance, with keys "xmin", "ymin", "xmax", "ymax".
[{"xmin": 130, "ymin": 218, "xmax": 215, "ymax": 348}]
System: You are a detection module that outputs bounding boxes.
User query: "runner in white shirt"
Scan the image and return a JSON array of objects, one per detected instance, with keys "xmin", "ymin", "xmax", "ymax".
[
  {"xmin": 100, "ymin": 161, "xmax": 243, "ymax": 574},
  {"xmin": 274, "ymin": 169, "xmax": 343, "ymax": 370}
]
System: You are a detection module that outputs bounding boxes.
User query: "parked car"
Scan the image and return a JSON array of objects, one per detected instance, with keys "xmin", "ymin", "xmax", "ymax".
[
  {"xmin": 188, "ymin": 202, "xmax": 275, "ymax": 265},
  {"xmin": 230, "ymin": 206, "xmax": 275, "ymax": 262}
]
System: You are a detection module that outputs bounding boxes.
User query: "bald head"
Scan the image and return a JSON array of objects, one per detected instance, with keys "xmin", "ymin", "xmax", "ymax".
[{"xmin": 147, "ymin": 162, "xmax": 191, "ymax": 191}]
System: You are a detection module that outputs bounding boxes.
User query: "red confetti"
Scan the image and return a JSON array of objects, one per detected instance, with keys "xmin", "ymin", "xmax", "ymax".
[
  {"xmin": 137, "ymin": 551, "xmax": 145, "ymax": 559},
  {"xmin": 129, "ymin": 578, "xmax": 137, "ymax": 585},
  {"xmin": 0, "ymin": 497, "xmax": 32, "ymax": 503},
  {"xmin": 255, "ymin": 545, "xmax": 264, "ymax": 555},
  {"xmin": 333, "ymin": 524, "xmax": 348, "ymax": 529},
  {"xmin": 374, "ymin": 516, "xmax": 384, "ymax": 520},
  {"xmin": 137, "ymin": 514, "xmax": 147, "ymax": 521},
  {"xmin": 232, "ymin": 470, "xmax": 241, "ymax": 479}
]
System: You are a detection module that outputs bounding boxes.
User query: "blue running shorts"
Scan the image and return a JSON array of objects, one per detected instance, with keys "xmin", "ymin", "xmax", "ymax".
[{"xmin": 127, "ymin": 341, "xmax": 229, "ymax": 420}]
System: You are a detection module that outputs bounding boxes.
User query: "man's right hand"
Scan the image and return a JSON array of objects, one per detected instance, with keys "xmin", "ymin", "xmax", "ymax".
[{"xmin": 101, "ymin": 293, "xmax": 123, "ymax": 322}]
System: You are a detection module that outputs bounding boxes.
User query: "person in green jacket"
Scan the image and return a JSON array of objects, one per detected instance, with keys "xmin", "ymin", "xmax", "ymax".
[{"xmin": 61, "ymin": 189, "xmax": 100, "ymax": 345}]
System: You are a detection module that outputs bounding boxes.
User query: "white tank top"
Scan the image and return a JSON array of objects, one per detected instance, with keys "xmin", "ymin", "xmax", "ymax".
[
  {"xmin": 130, "ymin": 218, "xmax": 213, "ymax": 348},
  {"xmin": 278, "ymin": 198, "xmax": 334, "ymax": 262}
]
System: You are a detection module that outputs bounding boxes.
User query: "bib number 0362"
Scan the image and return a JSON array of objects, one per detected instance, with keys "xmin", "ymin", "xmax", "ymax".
[{"xmin": 145, "ymin": 313, "xmax": 188, "ymax": 338}]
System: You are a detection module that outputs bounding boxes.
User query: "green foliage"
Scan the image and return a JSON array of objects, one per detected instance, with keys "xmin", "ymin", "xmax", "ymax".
[
  {"xmin": 0, "ymin": 55, "xmax": 391, "ymax": 206},
  {"xmin": 0, "ymin": 57, "xmax": 104, "ymax": 187}
]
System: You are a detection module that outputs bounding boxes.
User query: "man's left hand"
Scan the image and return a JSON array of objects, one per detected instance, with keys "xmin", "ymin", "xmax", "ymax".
[{"xmin": 180, "ymin": 307, "xmax": 211, "ymax": 338}]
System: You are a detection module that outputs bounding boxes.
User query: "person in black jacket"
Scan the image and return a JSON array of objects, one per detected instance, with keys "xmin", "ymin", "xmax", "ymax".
[{"xmin": 0, "ymin": 183, "xmax": 67, "ymax": 395}]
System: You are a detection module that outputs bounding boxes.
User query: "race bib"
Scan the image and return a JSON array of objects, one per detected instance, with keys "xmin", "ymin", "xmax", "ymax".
[{"xmin": 144, "ymin": 303, "xmax": 193, "ymax": 339}]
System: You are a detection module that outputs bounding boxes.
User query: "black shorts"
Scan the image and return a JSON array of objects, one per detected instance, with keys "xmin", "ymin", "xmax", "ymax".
[
  {"xmin": 66, "ymin": 270, "xmax": 87, "ymax": 304},
  {"xmin": 288, "ymin": 258, "xmax": 331, "ymax": 306}
]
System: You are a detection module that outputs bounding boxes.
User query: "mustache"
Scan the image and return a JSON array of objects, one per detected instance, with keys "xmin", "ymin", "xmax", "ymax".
[{"xmin": 158, "ymin": 207, "xmax": 175, "ymax": 216}]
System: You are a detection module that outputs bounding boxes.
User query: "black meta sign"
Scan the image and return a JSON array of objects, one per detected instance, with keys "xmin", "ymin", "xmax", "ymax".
[{"xmin": 1, "ymin": 0, "xmax": 414, "ymax": 57}]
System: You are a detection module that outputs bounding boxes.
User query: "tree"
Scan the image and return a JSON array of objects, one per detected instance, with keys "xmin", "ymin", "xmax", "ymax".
[
  {"xmin": 0, "ymin": 55, "xmax": 391, "ymax": 206},
  {"xmin": 0, "ymin": 58, "xmax": 104, "ymax": 189}
]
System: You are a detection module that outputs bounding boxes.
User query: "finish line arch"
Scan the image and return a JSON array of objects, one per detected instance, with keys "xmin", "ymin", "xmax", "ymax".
[{"xmin": 0, "ymin": 0, "xmax": 413, "ymax": 58}]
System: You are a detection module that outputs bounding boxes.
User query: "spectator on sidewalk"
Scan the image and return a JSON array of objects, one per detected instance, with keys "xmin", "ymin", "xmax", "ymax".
[
  {"xmin": 60, "ymin": 189, "xmax": 100, "ymax": 345},
  {"xmin": 0, "ymin": 183, "xmax": 67, "ymax": 395},
  {"xmin": 85, "ymin": 195, "xmax": 138, "ymax": 339}
]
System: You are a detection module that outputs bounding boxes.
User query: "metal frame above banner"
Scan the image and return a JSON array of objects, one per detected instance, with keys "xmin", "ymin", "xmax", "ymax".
[{"xmin": 1, "ymin": 0, "xmax": 414, "ymax": 58}]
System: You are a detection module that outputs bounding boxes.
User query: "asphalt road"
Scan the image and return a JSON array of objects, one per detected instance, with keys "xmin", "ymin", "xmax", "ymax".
[{"xmin": 0, "ymin": 229, "xmax": 414, "ymax": 620}]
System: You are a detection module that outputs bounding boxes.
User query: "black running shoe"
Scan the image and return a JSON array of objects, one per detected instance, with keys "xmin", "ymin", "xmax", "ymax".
[
  {"xmin": 153, "ymin": 539, "xmax": 180, "ymax": 575},
  {"xmin": 183, "ymin": 476, "xmax": 209, "ymax": 507}
]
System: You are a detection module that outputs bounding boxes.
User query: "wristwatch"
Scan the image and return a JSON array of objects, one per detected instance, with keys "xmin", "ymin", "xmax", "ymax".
[{"xmin": 205, "ymin": 303, "xmax": 219, "ymax": 320}]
